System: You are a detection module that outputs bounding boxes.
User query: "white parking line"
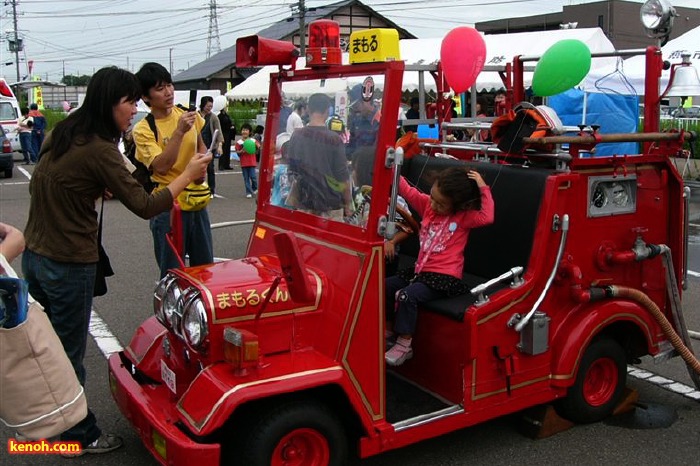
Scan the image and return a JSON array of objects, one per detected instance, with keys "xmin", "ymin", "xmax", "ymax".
[
  {"xmin": 628, "ymin": 366, "xmax": 700, "ymax": 401},
  {"xmin": 689, "ymin": 270, "xmax": 700, "ymax": 278},
  {"xmin": 0, "ymin": 181, "xmax": 29, "ymax": 186},
  {"xmin": 89, "ymin": 310, "xmax": 124, "ymax": 358},
  {"xmin": 17, "ymin": 166, "xmax": 31, "ymax": 180}
]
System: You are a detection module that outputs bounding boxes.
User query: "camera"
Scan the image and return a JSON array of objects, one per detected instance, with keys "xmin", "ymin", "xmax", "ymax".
[{"xmin": 0, "ymin": 277, "xmax": 29, "ymax": 328}]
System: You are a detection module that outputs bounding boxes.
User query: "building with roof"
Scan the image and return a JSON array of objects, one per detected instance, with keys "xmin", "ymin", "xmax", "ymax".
[
  {"xmin": 475, "ymin": 0, "xmax": 700, "ymax": 50},
  {"xmin": 173, "ymin": 0, "xmax": 416, "ymax": 94}
]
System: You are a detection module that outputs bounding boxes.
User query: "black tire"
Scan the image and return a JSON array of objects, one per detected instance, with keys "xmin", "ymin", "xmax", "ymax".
[
  {"xmin": 555, "ymin": 337, "xmax": 626, "ymax": 424},
  {"xmin": 238, "ymin": 400, "xmax": 348, "ymax": 466},
  {"xmin": 4, "ymin": 168, "xmax": 11, "ymax": 178}
]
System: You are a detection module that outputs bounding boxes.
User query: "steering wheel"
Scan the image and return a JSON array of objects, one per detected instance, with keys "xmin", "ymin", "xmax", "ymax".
[{"xmin": 395, "ymin": 204, "xmax": 420, "ymax": 234}]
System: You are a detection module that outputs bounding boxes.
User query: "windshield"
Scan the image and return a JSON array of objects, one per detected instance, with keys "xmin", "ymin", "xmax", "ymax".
[
  {"xmin": 270, "ymin": 74, "xmax": 383, "ymax": 227},
  {"xmin": 0, "ymin": 102, "xmax": 17, "ymax": 121}
]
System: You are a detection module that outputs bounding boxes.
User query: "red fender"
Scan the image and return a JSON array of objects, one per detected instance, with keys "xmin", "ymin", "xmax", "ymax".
[
  {"xmin": 549, "ymin": 299, "xmax": 660, "ymax": 388},
  {"xmin": 176, "ymin": 351, "xmax": 377, "ymax": 437}
]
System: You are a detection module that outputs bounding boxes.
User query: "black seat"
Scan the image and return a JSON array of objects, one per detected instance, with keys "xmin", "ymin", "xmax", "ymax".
[{"xmin": 398, "ymin": 154, "xmax": 551, "ymax": 321}]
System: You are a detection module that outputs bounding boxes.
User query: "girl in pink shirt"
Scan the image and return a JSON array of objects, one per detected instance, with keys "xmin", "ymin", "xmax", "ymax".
[{"xmin": 385, "ymin": 167, "xmax": 494, "ymax": 366}]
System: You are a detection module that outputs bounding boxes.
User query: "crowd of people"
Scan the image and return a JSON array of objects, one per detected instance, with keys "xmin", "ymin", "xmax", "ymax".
[
  {"xmin": 5, "ymin": 64, "xmax": 211, "ymax": 456},
  {"xmin": 17, "ymin": 103, "xmax": 46, "ymax": 165}
]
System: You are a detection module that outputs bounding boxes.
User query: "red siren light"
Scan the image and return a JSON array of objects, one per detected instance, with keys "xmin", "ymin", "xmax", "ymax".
[
  {"xmin": 235, "ymin": 35, "xmax": 299, "ymax": 68},
  {"xmin": 306, "ymin": 20, "xmax": 342, "ymax": 67},
  {"xmin": 0, "ymin": 80, "xmax": 14, "ymax": 98}
]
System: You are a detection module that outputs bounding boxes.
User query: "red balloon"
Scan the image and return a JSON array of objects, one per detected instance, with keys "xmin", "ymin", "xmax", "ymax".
[{"xmin": 440, "ymin": 27, "xmax": 487, "ymax": 94}]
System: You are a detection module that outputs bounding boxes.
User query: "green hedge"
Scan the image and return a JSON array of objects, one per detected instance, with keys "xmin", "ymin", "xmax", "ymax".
[
  {"xmin": 229, "ymin": 101, "xmax": 264, "ymax": 133},
  {"xmin": 44, "ymin": 109, "xmax": 67, "ymax": 131},
  {"xmin": 658, "ymin": 119, "xmax": 700, "ymax": 158}
]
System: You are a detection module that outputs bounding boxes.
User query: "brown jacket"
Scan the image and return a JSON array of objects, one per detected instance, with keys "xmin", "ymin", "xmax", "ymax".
[{"xmin": 25, "ymin": 133, "xmax": 173, "ymax": 263}]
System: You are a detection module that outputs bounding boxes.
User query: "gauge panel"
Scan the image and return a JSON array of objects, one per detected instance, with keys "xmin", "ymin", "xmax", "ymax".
[{"xmin": 587, "ymin": 175, "xmax": 637, "ymax": 217}]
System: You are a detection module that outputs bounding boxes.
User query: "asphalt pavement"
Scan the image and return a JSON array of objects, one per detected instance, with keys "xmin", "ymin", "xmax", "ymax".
[{"xmin": 1, "ymin": 154, "xmax": 699, "ymax": 466}]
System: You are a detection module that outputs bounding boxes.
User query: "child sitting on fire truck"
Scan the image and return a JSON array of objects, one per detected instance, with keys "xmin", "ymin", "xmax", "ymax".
[{"xmin": 385, "ymin": 168, "xmax": 494, "ymax": 366}]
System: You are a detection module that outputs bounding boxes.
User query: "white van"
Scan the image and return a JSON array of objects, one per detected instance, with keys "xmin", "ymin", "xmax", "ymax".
[{"xmin": 0, "ymin": 79, "xmax": 23, "ymax": 152}]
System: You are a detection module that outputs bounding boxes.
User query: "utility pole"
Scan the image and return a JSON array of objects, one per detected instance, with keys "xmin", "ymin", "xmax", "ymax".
[
  {"xmin": 11, "ymin": 0, "xmax": 21, "ymax": 82},
  {"xmin": 62, "ymin": 60, "xmax": 66, "ymax": 100},
  {"xmin": 292, "ymin": 0, "xmax": 307, "ymax": 57},
  {"xmin": 206, "ymin": 0, "xmax": 221, "ymax": 59}
]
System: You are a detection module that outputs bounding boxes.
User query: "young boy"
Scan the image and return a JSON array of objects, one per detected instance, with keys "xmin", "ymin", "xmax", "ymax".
[{"xmin": 134, "ymin": 62, "xmax": 213, "ymax": 278}]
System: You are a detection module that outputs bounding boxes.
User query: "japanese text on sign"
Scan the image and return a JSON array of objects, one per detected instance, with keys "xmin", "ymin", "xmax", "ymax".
[
  {"xmin": 216, "ymin": 287, "xmax": 290, "ymax": 309},
  {"xmin": 352, "ymin": 35, "xmax": 378, "ymax": 54}
]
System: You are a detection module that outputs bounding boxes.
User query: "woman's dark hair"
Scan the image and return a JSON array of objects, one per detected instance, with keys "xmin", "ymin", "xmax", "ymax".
[
  {"xmin": 436, "ymin": 167, "xmax": 481, "ymax": 212},
  {"xmin": 51, "ymin": 66, "xmax": 140, "ymax": 159},
  {"xmin": 254, "ymin": 125, "xmax": 264, "ymax": 135},
  {"xmin": 200, "ymin": 95, "xmax": 213, "ymax": 110},
  {"xmin": 351, "ymin": 146, "xmax": 375, "ymax": 187},
  {"xmin": 477, "ymin": 96, "xmax": 489, "ymax": 113}
]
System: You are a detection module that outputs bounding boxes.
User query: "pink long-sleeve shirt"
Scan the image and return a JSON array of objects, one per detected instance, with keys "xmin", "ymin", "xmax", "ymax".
[{"xmin": 399, "ymin": 177, "xmax": 495, "ymax": 279}]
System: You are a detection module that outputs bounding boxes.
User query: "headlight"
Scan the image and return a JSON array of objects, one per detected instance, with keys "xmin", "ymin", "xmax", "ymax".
[
  {"xmin": 162, "ymin": 278, "xmax": 182, "ymax": 330},
  {"xmin": 182, "ymin": 290, "xmax": 208, "ymax": 350},
  {"xmin": 154, "ymin": 275, "xmax": 177, "ymax": 326}
]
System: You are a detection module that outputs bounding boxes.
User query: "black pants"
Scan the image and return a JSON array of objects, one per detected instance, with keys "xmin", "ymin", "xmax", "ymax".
[
  {"xmin": 218, "ymin": 140, "xmax": 232, "ymax": 169},
  {"xmin": 207, "ymin": 159, "xmax": 216, "ymax": 195},
  {"xmin": 386, "ymin": 275, "xmax": 442, "ymax": 336}
]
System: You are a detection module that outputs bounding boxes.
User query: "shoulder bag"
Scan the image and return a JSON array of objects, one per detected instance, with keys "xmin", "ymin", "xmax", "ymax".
[
  {"xmin": 94, "ymin": 196, "xmax": 114, "ymax": 297},
  {"xmin": 0, "ymin": 298, "xmax": 88, "ymax": 440}
]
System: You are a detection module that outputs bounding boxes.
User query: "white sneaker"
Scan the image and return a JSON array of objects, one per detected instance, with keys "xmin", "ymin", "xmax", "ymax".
[
  {"xmin": 252, "ymin": 189, "xmax": 258, "ymax": 195},
  {"xmin": 246, "ymin": 194, "xmax": 252, "ymax": 198},
  {"xmin": 385, "ymin": 337, "xmax": 413, "ymax": 367}
]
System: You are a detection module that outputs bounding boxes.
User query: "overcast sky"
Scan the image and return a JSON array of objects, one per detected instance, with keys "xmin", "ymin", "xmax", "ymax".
[{"xmin": 0, "ymin": 0, "xmax": 696, "ymax": 82}]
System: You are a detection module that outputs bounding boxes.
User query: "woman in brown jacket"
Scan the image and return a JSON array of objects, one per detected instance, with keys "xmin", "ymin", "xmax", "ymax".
[{"xmin": 21, "ymin": 66, "xmax": 210, "ymax": 456}]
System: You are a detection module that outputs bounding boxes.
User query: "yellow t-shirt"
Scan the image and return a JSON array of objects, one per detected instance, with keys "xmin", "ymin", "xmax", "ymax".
[{"xmin": 133, "ymin": 106, "xmax": 205, "ymax": 187}]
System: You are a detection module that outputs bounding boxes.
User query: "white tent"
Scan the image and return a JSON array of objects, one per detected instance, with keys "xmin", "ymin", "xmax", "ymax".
[
  {"xmin": 227, "ymin": 27, "xmax": 616, "ymax": 100},
  {"xmin": 582, "ymin": 25, "xmax": 700, "ymax": 95},
  {"xmin": 227, "ymin": 57, "xmax": 353, "ymax": 100},
  {"xmin": 400, "ymin": 27, "xmax": 616, "ymax": 92}
]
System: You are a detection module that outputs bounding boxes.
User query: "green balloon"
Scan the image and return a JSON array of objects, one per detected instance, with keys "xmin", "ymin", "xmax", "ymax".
[
  {"xmin": 532, "ymin": 40, "xmax": 592, "ymax": 97},
  {"xmin": 243, "ymin": 138, "xmax": 257, "ymax": 155}
]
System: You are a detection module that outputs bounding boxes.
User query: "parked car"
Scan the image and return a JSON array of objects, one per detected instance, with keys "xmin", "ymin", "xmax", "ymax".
[
  {"xmin": 0, "ymin": 125, "xmax": 14, "ymax": 178},
  {"xmin": 670, "ymin": 106, "xmax": 700, "ymax": 119},
  {"xmin": 0, "ymin": 78, "xmax": 23, "ymax": 153}
]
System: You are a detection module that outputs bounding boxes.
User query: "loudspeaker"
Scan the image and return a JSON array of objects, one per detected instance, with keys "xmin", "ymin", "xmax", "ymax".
[{"xmin": 236, "ymin": 36, "xmax": 298, "ymax": 67}]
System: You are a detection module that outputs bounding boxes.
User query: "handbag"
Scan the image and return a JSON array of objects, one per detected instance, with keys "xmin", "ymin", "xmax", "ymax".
[
  {"xmin": 94, "ymin": 197, "xmax": 114, "ymax": 297},
  {"xmin": 0, "ymin": 301, "xmax": 88, "ymax": 440},
  {"xmin": 177, "ymin": 181, "xmax": 212, "ymax": 212}
]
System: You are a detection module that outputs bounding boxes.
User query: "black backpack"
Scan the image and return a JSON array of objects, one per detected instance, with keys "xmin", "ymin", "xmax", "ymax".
[{"xmin": 125, "ymin": 113, "xmax": 158, "ymax": 193}]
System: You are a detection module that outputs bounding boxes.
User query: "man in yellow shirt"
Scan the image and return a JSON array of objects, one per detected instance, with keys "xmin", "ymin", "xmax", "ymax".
[{"xmin": 134, "ymin": 62, "xmax": 213, "ymax": 277}]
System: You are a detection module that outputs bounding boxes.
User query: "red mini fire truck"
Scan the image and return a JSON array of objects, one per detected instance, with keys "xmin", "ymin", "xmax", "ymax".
[{"xmin": 108, "ymin": 19, "xmax": 697, "ymax": 466}]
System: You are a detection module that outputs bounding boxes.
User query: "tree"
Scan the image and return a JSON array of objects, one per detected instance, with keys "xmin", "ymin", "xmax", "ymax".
[{"xmin": 61, "ymin": 74, "xmax": 91, "ymax": 86}]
